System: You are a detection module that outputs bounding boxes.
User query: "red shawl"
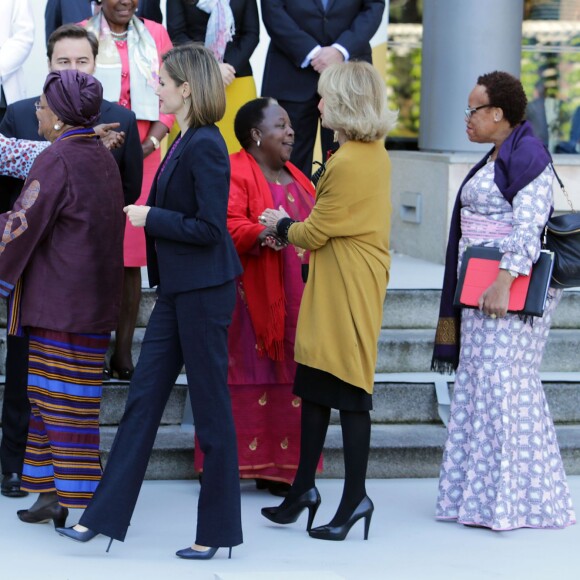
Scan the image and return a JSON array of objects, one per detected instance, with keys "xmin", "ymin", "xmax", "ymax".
[{"xmin": 228, "ymin": 149, "xmax": 315, "ymax": 360}]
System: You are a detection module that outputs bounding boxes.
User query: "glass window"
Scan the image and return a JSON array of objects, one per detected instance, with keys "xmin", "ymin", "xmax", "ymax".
[{"xmin": 386, "ymin": 0, "xmax": 580, "ymax": 153}]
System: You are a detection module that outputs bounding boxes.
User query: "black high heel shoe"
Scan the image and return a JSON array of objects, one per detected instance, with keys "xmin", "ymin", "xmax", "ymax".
[
  {"xmin": 261, "ymin": 487, "xmax": 321, "ymax": 531},
  {"xmin": 17, "ymin": 502, "xmax": 68, "ymax": 528},
  {"xmin": 175, "ymin": 546, "xmax": 232, "ymax": 560},
  {"xmin": 56, "ymin": 526, "xmax": 114, "ymax": 552},
  {"xmin": 109, "ymin": 363, "xmax": 134, "ymax": 381},
  {"xmin": 308, "ymin": 495, "xmax": 374, "ymax": 541}
]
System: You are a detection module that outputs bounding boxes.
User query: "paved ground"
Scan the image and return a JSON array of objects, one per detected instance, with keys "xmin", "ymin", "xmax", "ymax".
[{"xmin": 2, "ymin": 477, "xmax": 579, "ymax": 580}]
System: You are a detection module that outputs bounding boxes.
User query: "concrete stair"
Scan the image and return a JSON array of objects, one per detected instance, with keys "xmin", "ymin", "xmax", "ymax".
[{"xmin": 2, "ymin": 287, "xmax": 580, "ymax": 480}]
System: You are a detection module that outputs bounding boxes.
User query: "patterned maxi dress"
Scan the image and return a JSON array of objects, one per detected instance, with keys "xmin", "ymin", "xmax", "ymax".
[{"xmin": 436, "ymin": 162, "xmax": 576, "ymax": 530}]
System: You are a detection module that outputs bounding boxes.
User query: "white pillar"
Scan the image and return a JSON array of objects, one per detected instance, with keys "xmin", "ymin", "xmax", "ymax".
[{"xmin": 419, "ymin": 0, "xmax": 524, "ymax": 152}]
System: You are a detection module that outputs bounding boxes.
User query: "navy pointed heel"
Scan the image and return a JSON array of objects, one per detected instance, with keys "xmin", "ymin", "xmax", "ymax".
[
  {"xmin": 175, "ymin": 546, "xmax": 232, "ymax": 560},
  {"xmin": 56, "ymin": 525, "xmax": 113, "ymax": 552}
]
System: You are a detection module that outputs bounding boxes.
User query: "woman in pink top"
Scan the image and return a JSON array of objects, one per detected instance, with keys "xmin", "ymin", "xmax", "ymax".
[{"xmin": 83, "ymin": 0, "xmax": 174, "ymax": 380}]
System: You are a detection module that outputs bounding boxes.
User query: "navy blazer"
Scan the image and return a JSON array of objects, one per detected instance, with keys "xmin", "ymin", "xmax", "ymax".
[
  {"xmin": 45, "ymin": 0, "xmax": 163, "ymax": 41},
  {"xmin": 261, "ymin": 0, "xmax": 385, "ymax": 102},
  {"xmin": 166, "ymin": 0, "xmax": 259, "ymax": 77},
  {"xmin": 0, "ymin": 96, "xmax": 142, "ymax": 208},
  {"xmin": 145, "ymin": 125, "xmax": 242, "ymax": 294}
]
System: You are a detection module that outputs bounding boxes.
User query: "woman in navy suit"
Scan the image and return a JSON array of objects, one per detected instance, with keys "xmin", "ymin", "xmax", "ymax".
[{"xmin": 57, "ymin": 44, "xmax": 243, "ymax": 560}]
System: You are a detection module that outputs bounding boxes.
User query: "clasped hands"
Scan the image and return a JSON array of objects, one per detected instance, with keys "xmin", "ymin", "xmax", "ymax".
[
  {"xmin": 258, "ymin": 206, "xmax": 290, "ymax": 251},
  {"xmin": 311, "ymin": 46, "xmax": 344, "ymax": 73}
]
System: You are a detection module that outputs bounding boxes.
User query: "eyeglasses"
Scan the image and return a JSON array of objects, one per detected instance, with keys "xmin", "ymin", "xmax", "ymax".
[
  {"xmin": 34, "ymin": 101, "xmax": 48, "ymax": 112},
  {"xmin": 464, "ymin": 104, "xmax": 494, "ymax": 119}
]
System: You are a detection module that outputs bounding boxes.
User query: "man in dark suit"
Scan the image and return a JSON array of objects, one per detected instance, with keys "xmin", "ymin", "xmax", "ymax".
[
  {"xmin": 260, "ymin": 0, "xmax": 385, "ymax": 176},
  {"xmin": 45, "ymin": 0, "xmax": 163, "ymax": 42},
  {"xmin": 0, "ymin": 24, "xmax": 142, "ymax": 498}
]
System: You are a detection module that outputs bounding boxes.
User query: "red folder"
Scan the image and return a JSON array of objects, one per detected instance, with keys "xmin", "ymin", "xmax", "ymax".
[{"xmin": 458, "ymin": 257, "xmax": 531, "ymax": 310}]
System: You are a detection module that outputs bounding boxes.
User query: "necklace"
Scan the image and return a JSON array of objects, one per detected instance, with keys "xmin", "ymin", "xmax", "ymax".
[
  {"xmin": 110, "ymin": 29, "xmax": 128, "ymax": 41},
  {"xmin": 263, "ymin": 167, "xmax": 283, "ymax": 185}
]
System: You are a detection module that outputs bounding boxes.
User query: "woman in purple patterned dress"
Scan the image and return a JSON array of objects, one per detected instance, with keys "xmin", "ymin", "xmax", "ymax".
[{"xmin": 432, "ymin": 71, "xmax": 575, "ymax": 531}]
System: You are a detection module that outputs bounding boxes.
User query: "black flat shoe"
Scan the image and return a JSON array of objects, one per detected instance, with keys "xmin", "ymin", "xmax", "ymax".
[
  {"xmin": 261, "ymin": 487, "xmax": 321, "ymax": 531},
  {"xmin": 308, "ymin": 495, "xmax": 374, "ymax": 541},
  {"xmin": 1, "ymin": 473, "xmax": 28, "ymax": 498},
  {"xmin": 175, "ymin": 546, "xmax": 232, "ymax": 560},
  {"xmin": 17, "ymin": 502, "xmax": 68, "ymax": 528},
  {"xmin": 56, "ymin": 526, "xmax": 114, "ymax": 552}
]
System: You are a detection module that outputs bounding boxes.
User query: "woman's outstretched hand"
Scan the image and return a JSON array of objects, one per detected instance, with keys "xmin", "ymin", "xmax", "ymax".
[{"xmin": 95, "ymin": 122, "xmax": 125, "ymax": 150}]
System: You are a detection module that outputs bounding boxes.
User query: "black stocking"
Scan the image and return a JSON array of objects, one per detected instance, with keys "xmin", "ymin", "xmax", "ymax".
[
  {"xmin": 328, "ymin": 409, "xmax": 370, "ymax": 526},
  {"xmin": 288, "ymin": 399, "xmax": 330, "ymax": 499},
  {"xmin": 29, "ymin": 490, "xmax": 59, "ymax": 511}
]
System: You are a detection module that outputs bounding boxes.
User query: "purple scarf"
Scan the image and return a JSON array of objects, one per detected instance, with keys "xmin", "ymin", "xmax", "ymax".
[{"xmin": 431, "ymin": 121, "xmax": 552, "ymax": 373}]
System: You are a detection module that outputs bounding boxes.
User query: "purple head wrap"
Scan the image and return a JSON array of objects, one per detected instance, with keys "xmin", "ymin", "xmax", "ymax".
[{"xmin": 43, "ymin": 70, "xmax": 103, "ymax": 127}]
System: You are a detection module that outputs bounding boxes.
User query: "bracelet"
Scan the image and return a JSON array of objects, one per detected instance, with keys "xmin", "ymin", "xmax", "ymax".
[
  {"xmin": 148, "ymin": 135, "xmax": 160, "ymax": 150},
  {"xmin": 276, "ymin": 217, "xmax": 296, "ymax": 241}
]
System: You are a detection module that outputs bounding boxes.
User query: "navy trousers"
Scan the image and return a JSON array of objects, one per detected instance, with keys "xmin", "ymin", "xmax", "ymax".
[{"xmin": 80, "ymin": 281, "xmax": 242, "ymax": 547}]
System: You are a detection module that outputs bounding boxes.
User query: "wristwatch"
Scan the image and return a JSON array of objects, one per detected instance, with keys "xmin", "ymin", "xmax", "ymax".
[{"xmin": 148, "ymin": 135, "xmax": 160, "ymax": 150}]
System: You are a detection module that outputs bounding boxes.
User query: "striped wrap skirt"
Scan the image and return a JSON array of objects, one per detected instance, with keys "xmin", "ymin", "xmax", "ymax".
[{"xmin": 21, "ymin": 328, "xmax": 109, "ymax": 508}]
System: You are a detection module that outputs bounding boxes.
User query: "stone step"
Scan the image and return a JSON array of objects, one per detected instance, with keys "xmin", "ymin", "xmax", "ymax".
[
  {"xmin": 99, "ymin": 382, "xmax": 188, "ymax": 426},
  {"xmin": 138, "ymin": 287, "xmax": 580, "ymax": 330},
  {"xmin": 95, "ymin": 423, "xmax": 580, "ymax": 480},
  {"xmin": 3, "ymin": 373, "xmax": 580, "ymax": 430},
  {"xmin": 376, "ymin": 328, "xmax": 580, "ymax": 373},
  {"xmin": 382, "ymin": 288, "xmax": 580, "ymax": 330}
]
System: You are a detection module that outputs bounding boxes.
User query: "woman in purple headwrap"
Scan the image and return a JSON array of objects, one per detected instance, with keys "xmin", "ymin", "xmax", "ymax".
[{"xmin": 0, "ymin": 69, "xmax": 125, "ymax": 529}]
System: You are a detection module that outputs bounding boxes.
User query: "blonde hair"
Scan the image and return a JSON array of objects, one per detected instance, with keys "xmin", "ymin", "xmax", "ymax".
[
  {"xmin": 161, "ymin": 43, "xmax": 226, "ymax": 128},
  {"xmin": 317, "ymin": 61, "xmax": 397, "ymax": 142}
]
